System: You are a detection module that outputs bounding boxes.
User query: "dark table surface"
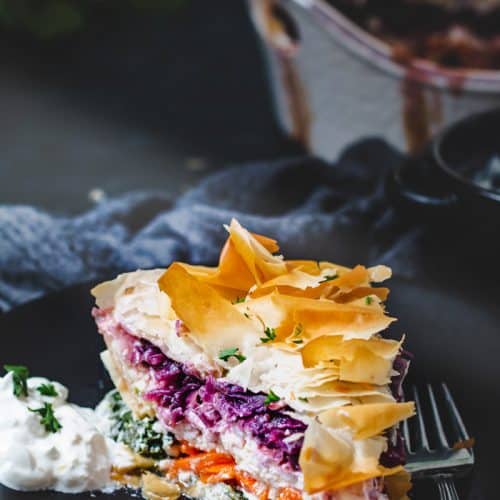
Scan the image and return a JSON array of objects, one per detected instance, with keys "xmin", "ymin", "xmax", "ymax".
[{"xmin": 0, "ymin": 0, "xmax": 302, "ymax": 214}]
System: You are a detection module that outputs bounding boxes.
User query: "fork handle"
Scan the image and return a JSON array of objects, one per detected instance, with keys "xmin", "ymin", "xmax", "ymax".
[{"xmin": 435, "ymin": 476, "xmax": 460, "ymax": 500}]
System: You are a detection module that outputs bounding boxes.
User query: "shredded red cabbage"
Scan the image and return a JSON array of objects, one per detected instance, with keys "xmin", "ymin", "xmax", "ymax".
[
  {"xmin": 380, "ymin": 429, "xmax": 406, "ymax": 468},
  {"xmin": 131, "ymin": 339, "xmax": 306, "ymax": 471},
  {"xmin": 380, "ymin": 349, "xmax": 413, "ymax": 468},
  {"xmin": 390, "ymin": 350, "xmax": 412, "ymax": 403}
]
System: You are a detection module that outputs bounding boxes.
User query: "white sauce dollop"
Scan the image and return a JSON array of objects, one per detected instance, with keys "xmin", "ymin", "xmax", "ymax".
[{"xmin": 0, "ymin": 373, "xmax": 121, "ymax": 493}]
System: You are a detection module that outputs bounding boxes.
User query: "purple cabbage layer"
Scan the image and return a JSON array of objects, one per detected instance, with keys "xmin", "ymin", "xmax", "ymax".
[
  {"xmin": 122, "ymin": 335, "xmax": 410, "ymax": 472},
  {"xmin": 130, "ymin": 338, "xmax": 307, "ymax": 471},
  {"xmin": 380, "ymin": 350, "xmax": 412, "ymax": 468},
  {"xmin": 390, "ymin": 350, "xmax": 412, "ymax": 404}
]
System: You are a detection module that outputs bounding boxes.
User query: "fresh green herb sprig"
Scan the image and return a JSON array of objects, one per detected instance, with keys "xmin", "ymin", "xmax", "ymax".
[
  {"xmin": 260, "ymin": 326, "xmax": 276, "ymax": 344},
  {"xmin": 218, "ymin": 347, "xmax": 246, "ymax": 363},
  {"xmin": 291, "ymin": 323, "xmax": 304, "ymax": 345},
  {"xmin": 216, "ymin": 484, "xmax": 247, "ymax": 500},
  {"xmin": 365, "ymin": 296, "xmax": 373, "ymax": 305},
  {"xmin": 29, "ymin": 403, "xmax": 62, "ymax": 433},
  {"xmin": 108, "ymin": 391, "xmax": 173, "ymax": 460},
  {"xmin": 37, "ymin": 383, "xmax": 58, "ymax": 397},
  {"xmin": 233, "ymin": 296, "xmax": 246, "ymax": 304},
  {"xmin": 319, "ymin": 274, "xmax": 338, "ymax": 283},
  {"xmin": 264, "ymin": 389, "xmax": 280, "ymax": 405},
  {"xmin": 298, "ymin": 396, "xmax": 309, "ymax": 403},
  {"xmin": 293, "ymin": 323, "xmax": 303, "ymax": 337},
  {"xmin": 4, "ymin": 364, "xmax": 29, "ymax": 397}
]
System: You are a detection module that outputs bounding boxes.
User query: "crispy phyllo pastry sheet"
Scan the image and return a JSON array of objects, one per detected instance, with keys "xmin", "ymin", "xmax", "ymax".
[{"xmin": 92, "ymin": 219, "xmax": 414, "ymax": 499}]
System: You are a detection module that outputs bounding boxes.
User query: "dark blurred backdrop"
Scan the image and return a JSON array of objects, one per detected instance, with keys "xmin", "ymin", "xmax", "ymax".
[{"xmin": 0, "ymin": 0, "xmax": 302, "ymax": 213}]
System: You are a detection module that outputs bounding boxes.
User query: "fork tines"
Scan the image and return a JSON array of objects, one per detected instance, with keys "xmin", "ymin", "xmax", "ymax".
[{"xmin": 404, "ymin": 383, "xmax": 474, "ymax": 477}]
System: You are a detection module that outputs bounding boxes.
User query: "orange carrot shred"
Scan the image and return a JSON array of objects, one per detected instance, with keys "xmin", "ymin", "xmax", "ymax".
[
  {"xmin": 277, "ymin": 487, "xmax": 302, "ymax": 500},
  {"xmin": 235, "ymin": 470, "xmax": 256, "ymax": 490},
  {"xmin": 180, "ymin": 441, "xmax": 201, "ymax": 456},
  {"xmin": 258, "ymin": 489, "xmax": 270, "ymax": 500},
  {"xmin": 235, "ymin": 469, "xmax": 269, "ymax": 499},
  {"xmin": 169, "ymin": 448, "xmax": 274, "ymax": 499},
  {"xmin": 199, "ymin": 464, "xmax": 237, "ymax": 483},
  {"xmin": 169, "ymin": 451, "xmax": 234, "ymax": 475}
]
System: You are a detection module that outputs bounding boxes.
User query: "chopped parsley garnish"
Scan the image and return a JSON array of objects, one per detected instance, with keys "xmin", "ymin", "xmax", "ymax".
[
  {"xmin": 365, "ymin": 296, "xmax": 373, "ymax": 305},
  {"xmin": 37, "ymin": 383, "xmax": 58, "ymax": 397},
  {"xmin": 210, "ymin": 484, "xmax": 247, "ymax": 499},
  {"xmin": 4, "ymin": 364, "xmax": 29, "ymax": 397},
  {"xmin": 260, "ymin": 326, "xmax": 276, "ymax": 344},
  {"xmin": 233, "ymin": 296, "xmax": 246, "ymax": 304},
  {"xmin": 110, "ymin": 390, "xmax": 125, "ymax": 413},
  {"xmin": 319, "ymin": 274, "xmax": 338, "ymax": 283},
  {"xmin": 264, "ymin": 389, "xmax": 280, "ymax": 405},
  {"xmin": 108, "ymin": 391, "xmax": 173, "ymax": 459},
  {"xmin": 293, "ymin": 323, "xmax": 303, "ymax": 337},
  {"xmin": 29, "ymin": 403, "xmax": 62, "ymax": 433},
  {"xmin": 291, "ymin": 324, "xmax": 304, "ymax": 344},
  {"xmin": 299, "ymin": 397, "xmax": 309, "ymax": 403},
  {"xmin": 218, "ymin": 347, "xmax": 246, "ymax": 363},
  {"xmin": 220, "ymin": 485, "xmax": 247, "ymax": 499}
]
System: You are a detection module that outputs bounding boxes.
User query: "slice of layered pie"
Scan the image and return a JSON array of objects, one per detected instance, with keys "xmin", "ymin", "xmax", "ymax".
[{"xmin": 92, "ymin": 219, "xmax": 414, "ymax": 500}]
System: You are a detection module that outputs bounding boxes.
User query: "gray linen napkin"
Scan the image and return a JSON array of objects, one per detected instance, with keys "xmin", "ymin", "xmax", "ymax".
[{"xmin": 0, "ymin": 139, "xmax": 420, "ymax": 312}]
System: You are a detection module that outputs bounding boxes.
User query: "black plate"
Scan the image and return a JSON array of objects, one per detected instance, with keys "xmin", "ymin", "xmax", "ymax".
[{"xmin": 0, "ymin": 278, "xmax": 497, "ymax": 500}]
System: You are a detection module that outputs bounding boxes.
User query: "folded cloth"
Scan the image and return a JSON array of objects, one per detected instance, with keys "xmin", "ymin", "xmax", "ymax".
[{"xmin": 0, "ymin": 138, "xmax": 433, "ymax": 312}]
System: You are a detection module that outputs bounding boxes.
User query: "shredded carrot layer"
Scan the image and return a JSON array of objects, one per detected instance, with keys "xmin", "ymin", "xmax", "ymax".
[
  {"xmin": 277, "ymin": 487, "xmax": 303, "ymax": 500},
  {"xmin": 167, "ymin": 448, "xmax": 273, "ymax": 499},
  {"xmin": 169, "ymin": 451, "xmax": 234, "ymax": 475},
  {"xmin": 199, "ymin": 464, "xmax": 237, "ymax": 483},
  {"xmin": 235, "ymin": 469, "xmax": 269, "ymax": 500},
  {"xmin": 179, "ymin": 440, "xmax": 203, "ymax": 456}
]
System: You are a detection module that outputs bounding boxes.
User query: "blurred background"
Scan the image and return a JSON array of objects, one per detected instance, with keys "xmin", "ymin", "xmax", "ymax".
[
  {"xmin": 2, "ymin": 0, "xmax": 500, "ymax": 212},
  {"xmin": 0, "ymin": 0, "xmax": 304, "ymax": 213},
  {"xmin": 1, "ymin": 1, "xmax": 500, "ymax": 499}
]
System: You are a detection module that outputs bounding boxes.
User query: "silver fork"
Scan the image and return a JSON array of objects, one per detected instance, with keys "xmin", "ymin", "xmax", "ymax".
[{"xmin": 404, "ymin": 383, "xmax": 474, "ymax": 499}]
